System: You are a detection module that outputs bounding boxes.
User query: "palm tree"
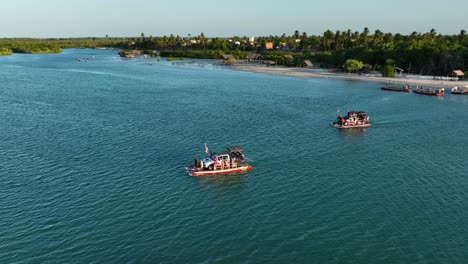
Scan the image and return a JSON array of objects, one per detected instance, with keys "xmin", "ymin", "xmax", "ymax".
[
  {"xmin": 301, "ymin": 32, "xmax": 308, "ymax": 51},
  {"xmin": 201, "ymin": 32, "xmax": 206, "ymax": 49},
  {"xmin": 345, "ymin": 29, "xmax": 352, "ymax": 49},
  {"xmin": 334, "ymin": 30, "xmax": 342, "ymax": 50},
  {"xmin": 360, "ymin": 27, "xmax": 370, "ymax": 47},
  {"xmin": 373, "ymin": 29, "xmax": 384, "ymax": 47},
  {"xmin": 383, "ymin": 33, "xmax": 394, "ymax": 44},
  {"xmin": 323, "ymin": 30, "xmax": 334, "ymax": 51},
  {"xmin": 294, "ymin": 30, "xmax": 300, "ymax": 39},
  {"xmin": 459, "ymin": 30, "xmax": 466, "ymax": 41}
]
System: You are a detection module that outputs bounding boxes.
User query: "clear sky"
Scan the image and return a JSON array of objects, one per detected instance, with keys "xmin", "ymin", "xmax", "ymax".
[{"xmin": 1, "ymin": 0, "xmax": 467, "ymax": 38}]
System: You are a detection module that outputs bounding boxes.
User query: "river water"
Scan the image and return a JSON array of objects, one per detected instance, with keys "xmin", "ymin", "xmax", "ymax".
[{"xmin": 1, "ymin": 49, "xmax": 467, "ymax": 263}]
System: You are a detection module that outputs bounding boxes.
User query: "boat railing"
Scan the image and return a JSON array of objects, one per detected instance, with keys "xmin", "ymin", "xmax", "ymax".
[{"xmin": 213, "ymin": 161, "xmax": 235, "ymax": 170}]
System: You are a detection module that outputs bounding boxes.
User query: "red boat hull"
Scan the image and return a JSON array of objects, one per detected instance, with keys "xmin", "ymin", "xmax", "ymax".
[{"xmin": 188, "ymin": 165, "xmax": 252, "ymax": 176}]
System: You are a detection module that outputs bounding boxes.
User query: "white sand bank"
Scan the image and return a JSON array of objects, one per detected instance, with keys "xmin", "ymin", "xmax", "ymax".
[{"xmin": 229, "ymin": 64, "xmax": 466, "ymax": 88}]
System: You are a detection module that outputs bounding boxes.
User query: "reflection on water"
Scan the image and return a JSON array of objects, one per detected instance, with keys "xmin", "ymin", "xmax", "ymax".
[
  {"xmin": 194, "ymin": 173, "xmax": 248, "ymax": 192},
  {"xmin": 336, "ymin": 127, "xmax": 369, "ymax": 142}
]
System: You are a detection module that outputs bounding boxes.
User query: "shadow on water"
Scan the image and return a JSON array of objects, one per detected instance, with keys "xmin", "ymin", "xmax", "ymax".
[
  {"xmin": 192, "ymin": 173, "xmax": 248, "ymax": 192},
  {"xmin": 335, "ymin": 127, "xmax": 370, "ymax": 142}
]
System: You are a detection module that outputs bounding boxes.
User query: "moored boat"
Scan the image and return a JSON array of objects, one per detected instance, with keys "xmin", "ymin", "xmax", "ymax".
[
  {"xmin": 413, "ymin": 86, "xmax": 444, "ymax": 96},
  {"xmin": 187, "ymin": 146, "xmax": 252, "ymax": 176},
  {"xmin": 331, "ymin": 111, "xmax": 371, "ymax": 129},
  {"xmin": 451, "ymin": 85, "xmax": 468, "ymax": 94},
  {"xmin": 381, "ymin": 84, "xmax": 411, "ymax": 92}
]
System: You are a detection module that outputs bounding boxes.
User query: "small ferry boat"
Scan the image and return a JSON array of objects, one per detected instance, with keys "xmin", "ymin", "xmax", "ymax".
[
  {"xmin": 451, "ymin": 85, "xmax": 468, "ymax": 94},
  {"xmin": 381, "ymin": 84, "xmax": 411, "ymax": 92},
  {"xmin": 413, "ymin": 86, "xmax": 444, "ymax": 96},
  {"xmin": 187, "ymin": 146, "xmax": 252, "ymax": 176},
  {"xmin": 331, "ymin": 111, "xmax": 371, "ymax": 129}
]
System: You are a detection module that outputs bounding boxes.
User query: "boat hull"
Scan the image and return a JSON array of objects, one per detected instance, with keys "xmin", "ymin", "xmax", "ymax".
[
  {"xmin": 331, "ymin": 122, "xmax": 371, "ymax": 129},
  {"xmin": 187, "ymin": 165, "xmax": 252, "ymax": 176},
  {"xmin": 381, "ymin": 87, "xmax": 410, "ymax": 92},
  {"xmin": 451, "ymin": 86, "xmax": 468, "ymax": 94},
  {"xmin": 413, "ymin": 90, "xmax": 444, "ymax": 96}
]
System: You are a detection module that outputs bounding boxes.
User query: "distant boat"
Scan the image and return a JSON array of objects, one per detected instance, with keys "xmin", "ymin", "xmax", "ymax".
[
  {"xmin": 118, "ymin": 50, "xmax": 141, "ymax": 58},
  {"xmin": 381, "ymin": 83, "xmax": 411, "ymax": 92},
  {"xmin": 331, "ymin": 111, "xmax": 371, "ymax": 129},
  {"xmin": 186, "ymin": 146, "xmax": 252, "ymax": 176},
  {"xmin": 413, "ymin": 86, "xmax": 444, "ymax": 96},
  {"xmin": 451, "ymin": 85, "xmax": 468, "ymax": 94}
]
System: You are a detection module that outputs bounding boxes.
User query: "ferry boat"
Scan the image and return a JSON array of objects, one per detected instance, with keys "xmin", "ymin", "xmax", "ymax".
[
  {"xmin": 331, "ymin": 111, "xmax": 371, "ymax": 129},
  {"xmin": 413, "ymin": 86, "xmax": 444, "ymax": 96},
  {"xmin": 187, "ymin": 146, "xmax": 252, "ymax": 176},
  {"xmin": 451, "ymin": 85, "xmax": 468, "ymax": 94},
  {"xmin": 381, "ymin": 84, "xmax": 411, "ymax": 92}
]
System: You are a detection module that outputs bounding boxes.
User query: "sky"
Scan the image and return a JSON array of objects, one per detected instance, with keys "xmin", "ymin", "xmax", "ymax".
[{"xmin": 1, "ymin": 0, "xmax": 467, "ymax": 38}]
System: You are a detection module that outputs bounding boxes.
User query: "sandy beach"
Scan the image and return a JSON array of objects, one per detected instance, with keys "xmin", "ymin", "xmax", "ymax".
[{"xmin": 229, "ymin": 63, "xmax": 467, "ymax": 88}]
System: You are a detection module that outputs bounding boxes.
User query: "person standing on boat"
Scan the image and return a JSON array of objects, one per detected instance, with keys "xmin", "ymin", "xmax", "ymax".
[
  {"xmin": 213, "ymin": 158, "xmax": 218, "ymax": 170},
  {"xmin": 194, "ymin": 156, "xmax": 198, "ymax": 168},
  {"xmin": 337, "ymin": 114, "xmax": 345, "ymax": 125}
]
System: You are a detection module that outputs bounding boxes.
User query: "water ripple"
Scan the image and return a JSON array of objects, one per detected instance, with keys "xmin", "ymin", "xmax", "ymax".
[{"xmin": 1, "ymin": 49, "xmax": 468, "ymax": 263}]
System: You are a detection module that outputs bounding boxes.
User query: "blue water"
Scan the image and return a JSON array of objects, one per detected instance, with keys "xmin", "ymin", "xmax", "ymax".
[{"xmin": 1, "ymin": 49, "xmax": 467, "ymax": 263}]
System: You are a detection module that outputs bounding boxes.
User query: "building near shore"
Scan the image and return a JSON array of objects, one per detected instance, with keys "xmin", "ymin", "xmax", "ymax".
[
  {"xmin": 453, "ymin": 70, "xmax": 464, "ymax": 80},
  {"xmin": 246, "ymin": 53, "xmax": 263, "ymax": 62},
  {"xmin": 265, "ymin": 42, "xmax": 273, "ymax": 50},
  {"xmin": 221, "ymin": 54, "xmax": 236, "ymax": 64}
]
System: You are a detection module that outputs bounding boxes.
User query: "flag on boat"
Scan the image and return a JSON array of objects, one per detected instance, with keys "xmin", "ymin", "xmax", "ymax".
[{"xmin": 204, "ymin": 143, "xmax": 209, "ymax": 154}]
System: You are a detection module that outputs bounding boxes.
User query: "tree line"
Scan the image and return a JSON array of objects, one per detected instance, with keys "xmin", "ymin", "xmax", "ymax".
[
  {"xmin": 1, "ymin": 28, "xmax": 467, "ymax": 76},
  {"xmin": 124, "ymin": 29, "xmax": 468, "ymax": 76}
]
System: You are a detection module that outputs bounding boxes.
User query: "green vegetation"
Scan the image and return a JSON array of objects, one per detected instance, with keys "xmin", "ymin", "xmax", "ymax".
[
  {"xmin": 13, "ymin": 43, "xmax": 61, "ymax": 54},
  {"xmin": 344, "ymin": 59, "xmax": 363, "ymax": 72},
  {"xmin": 380, "ymin": 59, "xmax": 396, "ymax": 77},
  {"xmin": 0, "ymin": 47, "xmax": 12, "ymax": 55},
  {"xmin": 0, "ymin": 37, "xmax": 129, "ymax": 54},
  {"xmin": 1, "ymin": 28, "xmax": 467, "ymax": 76},
  {"xmin": 126, "ymin": 28, "xmax": 467, "ymax": 76},
  {"xmin": 0, "ymin": 39, "xmax": 61, "ymax": 54},
  {"xmin": 166, "ymin": 57, "xmax": 187, "ymax": 61}
]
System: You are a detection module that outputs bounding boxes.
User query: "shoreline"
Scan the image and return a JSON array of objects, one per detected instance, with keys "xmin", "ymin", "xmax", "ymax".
[{"xmin": 228, "ymin": 63, "xmax": 467, "ymax": 88}]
